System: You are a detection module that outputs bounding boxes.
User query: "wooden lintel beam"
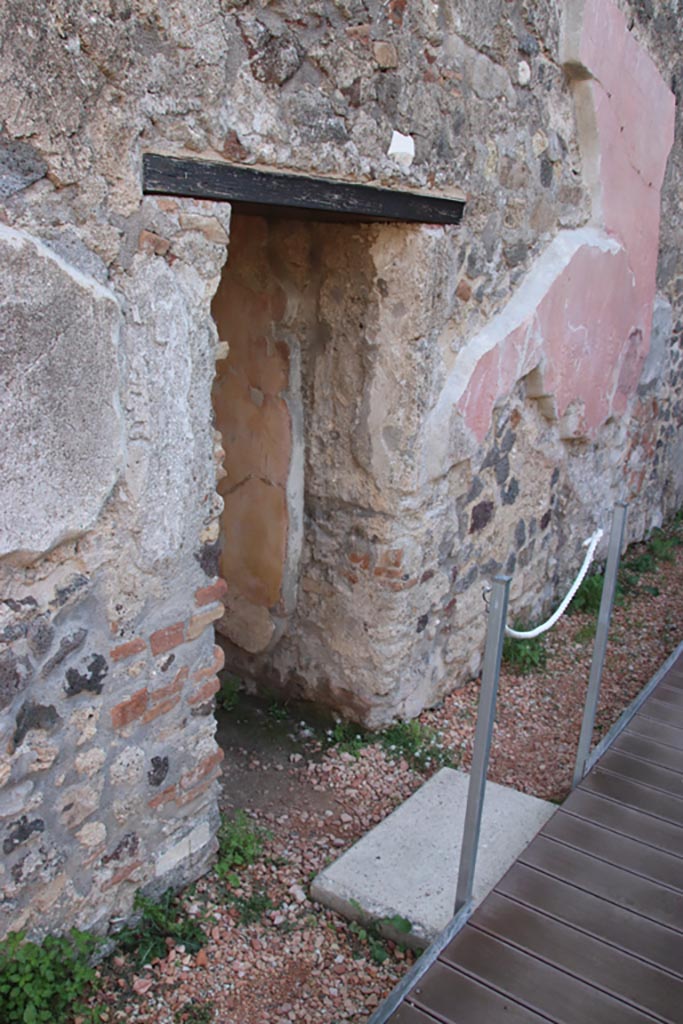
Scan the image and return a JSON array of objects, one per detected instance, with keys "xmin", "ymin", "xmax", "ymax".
[{"xmin": 142, "ymin": 153, "xmax": 465, "ymax": 226}]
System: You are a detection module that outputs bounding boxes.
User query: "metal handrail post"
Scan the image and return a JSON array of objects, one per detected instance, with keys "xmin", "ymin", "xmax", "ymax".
[
  {"xmin": 572, "ymin": 502, "xmax": 628, "ymax": 788},
  {"xmin": 455, "ymin": 575, "xmax": 511, "ymax": 914}
]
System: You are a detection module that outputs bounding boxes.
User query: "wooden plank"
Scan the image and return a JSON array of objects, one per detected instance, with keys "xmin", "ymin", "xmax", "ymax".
[
  {"xmin": 598, "ymin": 750, "xmax": 683, "ymax": 800},
  {"xmin": 625, "ymin": 713, "xmax": 683, "ymax": 750},
  {"xmin": 541, "ymin": 812, "xmax": 683, "ymax": 889},
  {"xmin": 142, "ymin": 154, "xmax": 466, "ymax": 225},
  {"xmin": 581, "ymin": 768, "xmax": 683, "ymax": 826},
  {"xmin": 562, "ymin": 788, "xmax": 683, "ymax": 859},
  {"xmin": 636, "ymin": 699, "xmax": 683, "ymax": 728},
  {"xmin": 406, "ymin": 961, "xmax": 550, "ymax": 1024},
  {"xmin": 612, "ymin": 731, "xmax": 683, "ymax": 773},
  {"xmin": 519, "ymin": 835, "xmax": 683, "ymax": 932},
  {"xmin": 649, "ymin": 685, "xmax": 683, "ymax": 708},
  {"xmin": 387, "ymin": 1004, "xmax": 442, "ymax": 1024},
  {"xmin": 439, "ymin": 926, "xmax": 658, "ymax": 1024},
  {"xmin": 661, "ymin": 666, "xmax": 683, "ymax": 690},
  {"xmin": 496, "ymin": 862, "xmax": 683, "ymax": 976},
  {"xmin": 470, "ymin": 893, "xmax": 683, "ymax": 1022}
]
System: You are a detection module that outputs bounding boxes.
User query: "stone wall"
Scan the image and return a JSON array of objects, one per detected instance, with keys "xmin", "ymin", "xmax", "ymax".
[
  {"xmin": 0, "ymin": 200, "xmax": 231, "ymax": 940},
  {"xmin": 214, "ymin": 0, "xmax": 683, "ymax": 725},
  {"xmin": 0, "ymin": 0, "xmax": 681, "ymax": 938}
]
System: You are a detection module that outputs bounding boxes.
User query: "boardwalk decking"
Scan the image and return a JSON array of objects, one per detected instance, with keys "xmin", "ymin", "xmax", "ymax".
[{"xmin": 387, "ymin": 651, "xmax": 683, "ymax": 1024}]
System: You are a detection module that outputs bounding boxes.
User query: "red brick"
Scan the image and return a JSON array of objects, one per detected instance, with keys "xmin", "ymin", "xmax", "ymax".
[
  {"xmin": 142, "ymin": 696, "xmax": 181, "ymax": 724},
  {"xmin": 110, "ymin": 638, "xmax": 146, "ymax": 663},
  {"xmin": 148, "ymin": 784, "xmax": 178, "ymax": 810},
  {"xmin": 195, "ymin": 578, "xmax": 228, "ymax": 607},
  {"xmin": 385, "ymin": 578, "xmax": 417, "ymax": 592},
  {"xmin": 192, "ymin": 645, "xmax": 225, "ymax": 683},
  {"xmin": 176, "ymin": 777, "xmax": 217, "ymax": 807},
  {"xmin": 187, "ymin": 604, "xmax": 223, "ymax": 641},
  {"xmin": 150, "ymin": 666, "xmax": 188, "ymax": 703},
  {"xmin": 150, "ymin": 622, "xmax": 185, "ymax": 656},
  {"xmin": 373, "ymin": 567, "xmax": 403, "ymax": 579},
  {"xmin": 181, "ymin": 749, "xmax": 224, "ymax": 791},
  {"xmin": 101, "ymin": 859, "xmax": 143, "ymax": 891},
  {"xmin": 111, "ymin": 689, "xmax": 149, "ymax": 730},
  {"xmin": 188, "ymin": 675, "xmax": 220, "ymax": 706}
]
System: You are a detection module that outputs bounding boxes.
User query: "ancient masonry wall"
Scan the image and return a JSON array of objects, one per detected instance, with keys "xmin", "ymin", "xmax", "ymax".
[{"xmin": 0, "ymin": 0, "xmax": 682, "ymax": 939}]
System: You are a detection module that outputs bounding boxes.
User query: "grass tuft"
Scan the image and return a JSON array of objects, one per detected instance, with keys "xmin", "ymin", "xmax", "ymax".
[{"xmin": 502, "ymin": 628, "xmax": 547, "ymax": 674}]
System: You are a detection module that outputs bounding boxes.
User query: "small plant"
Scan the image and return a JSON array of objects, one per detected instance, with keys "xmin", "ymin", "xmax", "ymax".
[
  {"xmin": 175, "ymin": 1002, "xmax": 214, "ymax": 1024},
  {"xmin": 569, "ymin": 573, "xmax": 604, "ymax": 615},
  {"xmin": 174, "ymin": 999, "xmax": 215, "ymax": 1024},
  {"xmin": 227, "ymin": 888, "xmax": 273, "ymax": 925},
  {"xmin": 0, "ymin": 928, "xmax": 102, "ymax": 1024},
  {"xmin": 648, "ymin": 528, "xmax": 677, "ymax": 562},
  {"xmin": 502, "ymin": 628, "xmax": 547, "ymax": 675},
  {"xmin": 382, "ymin": 913, "xmax": 412, "ymax": 936},
  {"xmin": 624, "ymin": 549, "xmax": 657, "ymax": 575},
  {"xmin": 348, "ymin": 905, "xmax": 412, "ymax": 964},
  {"xmin": 267, "ymin": 701, "xmax": 289, "ymax": 721},
  {"xmin": 380, "ymin": 720, "xmax": 455, "ymax": 772},
  {"xmin": 573, "ymin": 620, "xmax": 597, "ymax": 645},
  {"xmin": 349, "ymin": 920, "xmax": 389, "ymax": 964},
  {"xmin": 215, "ymin": 810, "xmax": 266, "ymax": 880},
  {"xmin": 115, "ymin": 890, "xmax": 205, "ymax": 968},
  {"xmin": 325, "ymin": 720, "xmax": 370, "ymax": 758},
  {"xmin": 216, "ymin": 674, "xmax": 241, "ymax": 712}
]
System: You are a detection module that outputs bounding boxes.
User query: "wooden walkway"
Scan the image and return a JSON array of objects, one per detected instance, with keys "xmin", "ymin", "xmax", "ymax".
[{"xmin": 388, "ymin": 651, "xmax": 683, "ymax": 1024}]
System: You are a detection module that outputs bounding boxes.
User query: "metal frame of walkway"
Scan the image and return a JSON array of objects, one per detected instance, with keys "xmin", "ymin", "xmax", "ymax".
[{"xmin": 382, "ymin": 644, "xmax": 683, "ymax": 1024}]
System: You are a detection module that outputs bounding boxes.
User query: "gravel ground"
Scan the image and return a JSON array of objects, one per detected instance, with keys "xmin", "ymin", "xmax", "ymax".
[{"xmin": 85, "ymin": 522, "xmax": 683, "ymax": 1024}]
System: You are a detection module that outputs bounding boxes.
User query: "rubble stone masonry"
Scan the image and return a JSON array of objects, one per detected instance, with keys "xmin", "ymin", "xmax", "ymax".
[{"xmin": 0, "ymin": 0, "xmax": 681, "ymax": 938}]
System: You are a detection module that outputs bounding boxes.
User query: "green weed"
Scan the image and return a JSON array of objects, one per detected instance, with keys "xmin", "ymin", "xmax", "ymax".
[
  {"xmin": 348, "ymin": 905, "xmax": 412, "ymax": 964},
  {"xmin": 349, "ymin": 921, "xmax": 389, "ymax": 964},
  {"xmin": 227, "ymin": 889, "xmax": 273, "ymax": 925},
  {"xmin": 216, "ymin": 674, "xmax": 241, "ymax": 713},
  {"xmin": 324, "ymin": 721, "xmax": 370, "ymax": 758},
  {"xmin": 267, "ymin": 702, "xmax": 289, "ymax": 721},
  {"xmin": 573, "ymin": 621, "xmax": 597, "ymax": 645},
  {"xmin": 624, "ymin": 550, "xmax": 656, "ymax": 575},
  {"xmin": 649, "ymin": 528, "xmax": 677, "ymax": 562},
  {"xmin": 115, "ymin": 890, "xmax": 205, "ymax": 968},
  {"xmin": 174, "ymin": 1000, "xmax": 215, "ymax": 1024},
  {"xmin": 0, "ymin": 928, "xmax": 102, "ymax": 1024},
  {"xmin": 379, "ymin": 720, "xmax": 455, "ymax": 772},
  {"xmin": 215, "ymin": 810, "xmax": 267, "ymax": 880},
  {"xmin": 502, "ymin": 628, "xmax": 547, "ymax": 674},
  {"xmin": 569, "ymin": 573, "xmax": 605, "ymax": 615}
]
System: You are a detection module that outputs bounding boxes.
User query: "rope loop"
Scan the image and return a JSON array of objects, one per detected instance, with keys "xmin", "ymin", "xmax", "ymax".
[{"xmin": 504, "ymin": 527, "xmax": 604, "ymax": 640}]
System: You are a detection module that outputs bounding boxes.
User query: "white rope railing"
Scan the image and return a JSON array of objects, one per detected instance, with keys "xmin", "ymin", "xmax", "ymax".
[{"xmin": 504, "ymin": 527, "xmax": 604, "ymax": 639}]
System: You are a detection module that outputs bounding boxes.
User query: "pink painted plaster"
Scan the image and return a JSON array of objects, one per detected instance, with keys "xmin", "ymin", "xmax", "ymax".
[{"xmin": 457, "ymin": 0, "xmax": 675, "ymax": 443}]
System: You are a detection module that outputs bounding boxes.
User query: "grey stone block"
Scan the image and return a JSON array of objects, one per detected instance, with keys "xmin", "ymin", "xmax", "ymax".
[{"xmin": 311, "ymin": 767, "xmax": 554, "ymax": 950}]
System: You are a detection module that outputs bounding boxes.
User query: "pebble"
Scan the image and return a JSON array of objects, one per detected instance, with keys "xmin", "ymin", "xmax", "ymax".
[{"xmin": 88, "ymin": 540, "xmax": 682, "ymax": 1024}]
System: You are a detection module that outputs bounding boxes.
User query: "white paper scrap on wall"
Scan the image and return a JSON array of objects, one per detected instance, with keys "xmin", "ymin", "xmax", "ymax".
[{"xmin": 387, "ymin": 130, "xmax": 415, "ymax": 168}]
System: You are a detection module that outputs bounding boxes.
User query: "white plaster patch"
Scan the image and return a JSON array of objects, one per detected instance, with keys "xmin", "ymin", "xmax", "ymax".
[{"xmin": 155, "ymin": 821, "xmax": 212, "ymax": 877}]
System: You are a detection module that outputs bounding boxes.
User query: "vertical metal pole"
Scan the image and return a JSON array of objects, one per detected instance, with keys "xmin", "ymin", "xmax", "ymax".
[
  {"xmin": 455, "ymin": 575, "xmax": 511, "ymax": 914},
  {"xmin": 572, "ymin": 502, "xmax": 628, "ymax": 788}
]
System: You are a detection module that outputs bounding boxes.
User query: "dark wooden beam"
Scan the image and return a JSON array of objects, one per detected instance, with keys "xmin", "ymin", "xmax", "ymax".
[{"xmin": 143, "ymin": 153, "xmax": 465, "ymax": 226}]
